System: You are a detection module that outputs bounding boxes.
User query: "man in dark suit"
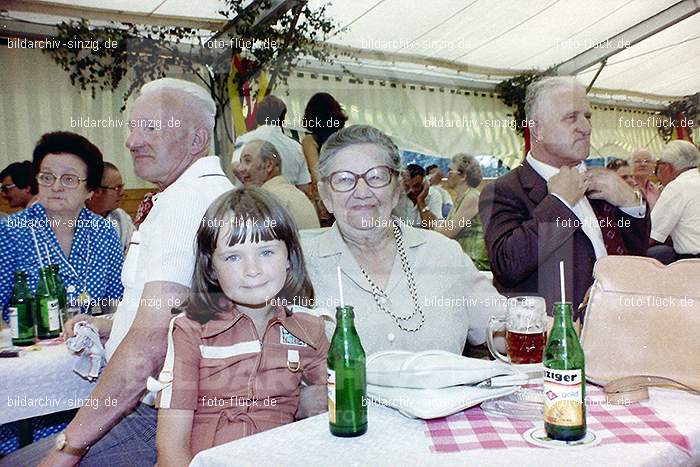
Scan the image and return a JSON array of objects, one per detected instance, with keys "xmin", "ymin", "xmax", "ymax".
[{"xmin": 479, "ymin": 77, "xmax": 650, "ymax": 319}]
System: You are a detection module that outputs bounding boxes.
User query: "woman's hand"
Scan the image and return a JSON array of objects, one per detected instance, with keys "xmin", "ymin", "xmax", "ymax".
[{"xmin": 61, "ymin": 314, "xmax": 113, "ymax": 343}]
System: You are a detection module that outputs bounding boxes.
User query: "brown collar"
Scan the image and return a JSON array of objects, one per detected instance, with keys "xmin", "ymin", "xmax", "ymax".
[{"xmin": 200, "ymin": 305, "xmax": 320, "ymax": 349}]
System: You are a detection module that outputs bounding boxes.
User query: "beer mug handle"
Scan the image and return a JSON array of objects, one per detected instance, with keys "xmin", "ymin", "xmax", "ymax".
[{"xmin": 486, "ymin": 316, "xmax": 510, "ymax": 363}]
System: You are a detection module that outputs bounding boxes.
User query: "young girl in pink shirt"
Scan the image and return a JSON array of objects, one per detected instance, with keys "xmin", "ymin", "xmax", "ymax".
[{"xmin": 150, "ymin": 188, "xmax": 329, "ymax": 466}]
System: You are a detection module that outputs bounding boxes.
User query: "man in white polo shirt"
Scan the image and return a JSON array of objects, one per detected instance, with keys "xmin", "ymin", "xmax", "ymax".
[
  {"xmin": 231, "ymin": 95, "xmax": 311, "ymax": 195},
  {"xmin": 25, "ymin": 78, "xmax": 233, "ymax": 467},
  {"xmin": 650, "ymin": 140, "xmax": 700, "ymax": 262}
]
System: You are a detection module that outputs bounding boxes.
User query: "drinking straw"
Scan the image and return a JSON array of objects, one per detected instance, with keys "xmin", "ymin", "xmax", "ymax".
[
  {"xmin": 559, "ymin": 260, "xmax": 566, "ymax": 303},
  {"xmin": 44, "ymin": 243, "xmax": 52, "ymax": 266},
  {"xmin": 337, "ymin": 266, "xmax": 345, "ymax": 308},
  {"xmin": 29, "ymin": 227, "xmax": 44, "ymax": 269}
]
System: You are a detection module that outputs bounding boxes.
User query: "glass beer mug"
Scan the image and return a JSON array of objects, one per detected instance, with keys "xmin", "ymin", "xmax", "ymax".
[{"xmin": 487, "ymin": 296, "xmax": 547, "ymax": 364}]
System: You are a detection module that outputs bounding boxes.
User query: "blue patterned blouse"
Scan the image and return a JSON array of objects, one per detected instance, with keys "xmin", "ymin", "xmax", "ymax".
[{"xmin": 1, "ymin": 203, "xmax": 124, "ymax": 321}]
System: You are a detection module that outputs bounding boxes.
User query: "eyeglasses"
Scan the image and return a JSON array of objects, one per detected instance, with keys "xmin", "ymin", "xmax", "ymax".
[
  {"xmin": 37, "ymin": 172, "xmax": 87, "ymax": 188},
  {"xmin": 100, "ymin": 184, "xmax": 124, "ymax": 192},
  {"xmin": 1, "ymin": 183, "xmax": 16, "ymax": 193},
  {"xmin": 323, "ymin": 166, "xmax": 397, "ymax": 192}
]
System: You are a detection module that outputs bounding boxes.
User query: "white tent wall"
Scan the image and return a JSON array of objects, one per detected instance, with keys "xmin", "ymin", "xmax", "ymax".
[
  {"xmin": 1, "ymin": 46, "xmax": 146, "ymax": 188},
  {"xmin": 278, "ymin": 73, "xmax": 524, "ymax": 161},
  {"xmin": 0, "ymin": 45, "xmax": 688, "ymax": 189},
  {"xmin": 277, "ymin": 72, "xmax": 672, "ymax": 164}
]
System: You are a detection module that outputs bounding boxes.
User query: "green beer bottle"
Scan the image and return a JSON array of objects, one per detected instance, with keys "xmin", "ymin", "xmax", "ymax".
[
  {"xmin": 35, "ymin": 268, "xmax": 61, "ymax": 339},
  {"xmin": 49, "ymin": 265, "xmax": 68, "ymax": 327},
  {"xmin": 543, "ymin": 302, "xmax": 586, "ymax": 441},
  {"xmin": 9, "ymin": 271, "xmax": 35, "ymax": 346},
  {"xmin": 327, "ymin": 306, "xmax": 367, "ymax": 437}
]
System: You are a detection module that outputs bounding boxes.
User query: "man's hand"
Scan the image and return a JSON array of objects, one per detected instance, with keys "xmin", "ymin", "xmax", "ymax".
[
  {"xmin": 586, "ymin": 168, "xmax": 638, "ymax": 207},
  {"xmin": 548, "ymin": 166, "xmax": 587, "ymax": 206},
  {"xmin": 61, "ymin": 314, "xmax": 112, "ymax": 343},
  {"xmin": 416, "ymin": 181, "xmax": 430, "ymax": 207}
]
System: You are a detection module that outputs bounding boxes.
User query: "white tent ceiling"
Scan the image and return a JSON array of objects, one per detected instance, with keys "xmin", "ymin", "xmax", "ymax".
[{"xmin": 2, "ymin": 0, "xmax": 699, "ymax": 99}]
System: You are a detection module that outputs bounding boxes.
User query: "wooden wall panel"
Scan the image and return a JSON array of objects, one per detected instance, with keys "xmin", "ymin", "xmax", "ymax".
[{"xmin": 0, "ymin": 189, "xmax": 153, "ymax": 220}]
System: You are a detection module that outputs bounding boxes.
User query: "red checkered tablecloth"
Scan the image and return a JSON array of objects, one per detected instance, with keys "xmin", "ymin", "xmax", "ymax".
[{"xmin": 425, "ymin": 384, "xmax": 691, "ymax": 453}]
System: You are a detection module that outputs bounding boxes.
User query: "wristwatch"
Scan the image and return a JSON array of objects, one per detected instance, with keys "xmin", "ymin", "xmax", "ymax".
[{"xmin": 54, "ymin": 432, "xmax": 89, "ymax": 456}]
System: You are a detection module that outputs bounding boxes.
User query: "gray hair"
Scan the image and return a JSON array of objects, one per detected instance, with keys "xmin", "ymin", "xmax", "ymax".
[
  {"xmin": 318, "ymin": 124, "xmax": 401, "ymax": 178},
  {"xmin": 659, "ymin": 140, "xmax": 700, "ymax": 171},
  {"xmin": 631, "ymin": 148, "xmax": 654, "ymax": 161},
  {"xmin": 248, "ymin": 139, "xmax": 282, "ymax": 170},
  {"xmin": 451, "ymin": 153, "xmax": 482, "ymax": 188},
  {"xmin": 525, "ymin": 76, "xmax": 585, "ymax": 122},
  {"xmin": 139, "ymin": 78, "xmax": 216, "ymax": 133}
]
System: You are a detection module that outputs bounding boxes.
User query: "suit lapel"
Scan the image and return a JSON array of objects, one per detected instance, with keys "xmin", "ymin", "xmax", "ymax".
[{"xmin": 518, "ymin": 160, "xmax": 549, "ymax": 205}]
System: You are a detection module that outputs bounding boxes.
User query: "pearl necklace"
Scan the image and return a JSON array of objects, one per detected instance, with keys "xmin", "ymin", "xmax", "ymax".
[{"xmin": 359, "ymin": 221, "xmax": 425, "ymax": 332}]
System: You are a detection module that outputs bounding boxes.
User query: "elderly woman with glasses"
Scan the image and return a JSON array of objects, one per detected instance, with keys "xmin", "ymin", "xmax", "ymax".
[
  {"xmin": 300, "ymin": 125, "xmax": 504, "ymax": 355},
  {"xmin": 631, "ymin": 148, "xmax": 660, "ymax": 209},
  {"xmin": 0, "ymin": 132, "xmax": 124, "ymax": 322}
]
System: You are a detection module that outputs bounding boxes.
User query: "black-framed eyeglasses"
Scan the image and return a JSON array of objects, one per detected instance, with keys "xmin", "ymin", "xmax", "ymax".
[
  {"xmin": 100, "ymin": 184, "xmax": 124, "ymax": 192},
  {"xmin": 37, "ymin": 171, "xmax": 87, "ymax": 189},
  {"xmin": 1, "ymin": 183, "xmax": 16, "ymax": 193},
  {"xmin": 323, "ymin": 166, "xmax": 398, "ymax": 193}
]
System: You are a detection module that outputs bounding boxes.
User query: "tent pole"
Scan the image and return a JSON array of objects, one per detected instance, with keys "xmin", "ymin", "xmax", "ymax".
[{"xmin": 586, "ymin": 59, "xmax": 607, "ymax": 94}]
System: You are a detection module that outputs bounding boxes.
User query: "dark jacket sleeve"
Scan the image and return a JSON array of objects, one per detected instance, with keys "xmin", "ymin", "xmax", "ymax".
[
  {"xmin": 616, "ymin": 203, "xmax": 651, "ymax": 256},
  {"xmin": 479, "ymin": 179, "xmax": 581, "ymax": 288}
]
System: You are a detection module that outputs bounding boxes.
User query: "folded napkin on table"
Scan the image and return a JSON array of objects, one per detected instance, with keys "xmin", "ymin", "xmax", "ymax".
[
  {"xmin": 65, "ymin": 321, "xmax": 105, "ymax": 381},
  {"xmin": 366, "ymin": 350, "xmax": 538, "ymax": 419}
]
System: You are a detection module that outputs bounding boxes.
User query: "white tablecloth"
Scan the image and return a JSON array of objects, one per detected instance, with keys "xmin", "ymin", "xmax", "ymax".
[
  {"xmin": 191, "ymin": 388, "xmax": 700, "ymax": 467},
  {"xmin": 0, "ymin": 330, "xmax": 95, "ymax": 424}
]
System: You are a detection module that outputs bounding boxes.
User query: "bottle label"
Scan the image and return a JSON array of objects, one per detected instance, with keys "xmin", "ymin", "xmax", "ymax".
[
  {"xmin": 47, "ymin": 299, "xmax": 60, "ymax": 331},
  {"xmin": 543, "ymin": 368, "xmax": 584, "ymax": 427},
  {"xmin": 9, "ymin": 307, "xmax": 19, "ymax": 339},
  {"xmin": 327, "ymin": 368, "xmax": 336, "ymax": 424}
]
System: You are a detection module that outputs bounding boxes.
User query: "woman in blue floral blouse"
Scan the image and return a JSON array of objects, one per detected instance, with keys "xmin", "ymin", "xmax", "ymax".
[{"xmin": 1, "ymin": 132, "xmax": 124, "ymax": 321}]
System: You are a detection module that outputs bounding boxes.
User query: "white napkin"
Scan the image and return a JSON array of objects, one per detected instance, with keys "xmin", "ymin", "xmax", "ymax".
[
  {"xmin": 367, "ymin": 350, "xmax": 526, "ymax": 389},
  {"xmin": 66, "ymin": 321, "xmax": 105, "ymax": 381},
  {"xmin": 365, "ymin": 350, "xmax": 532, "ymax": 419},
  {"xmin": 368, "ymin": 384, "xmax": 519, "ymax": 419}
]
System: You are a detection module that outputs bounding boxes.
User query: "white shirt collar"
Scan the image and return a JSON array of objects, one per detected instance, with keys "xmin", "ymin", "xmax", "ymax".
[
  {"xmin": 157, "ymin": 156, "xmax": 225, "ymax": 198},
  {"xmin": 675, "ymin": 167, "xmax": 699, "ymax": 181},
  {"xmin": 526, "ymin": 152, "xmax": 586, "ymax": 182}
]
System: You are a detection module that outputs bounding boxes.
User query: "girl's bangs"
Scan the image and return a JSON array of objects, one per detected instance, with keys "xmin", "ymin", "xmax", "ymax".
[{"xmin": 221, "ymin": 209, "xmax": 280, "ymax": 246}]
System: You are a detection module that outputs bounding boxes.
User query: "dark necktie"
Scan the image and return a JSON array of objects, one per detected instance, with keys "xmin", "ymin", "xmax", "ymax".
[{"xmin": 588, "ymin": 199, "xmax": 627, "ymax": 255}]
